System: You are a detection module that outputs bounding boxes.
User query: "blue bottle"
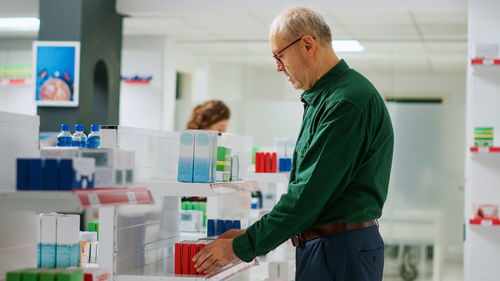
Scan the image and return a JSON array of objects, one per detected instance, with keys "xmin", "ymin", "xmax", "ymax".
[
  {"xmin": 87, "ymin": 124, "xmax": 101, "ymax": 149},
  {"xmin": 72, "ymin": 124, "xmax": 87, "ymax": 148},
  {"xmin": 57, "ymin": 124, "xmax": 72, "ymax": 147}
]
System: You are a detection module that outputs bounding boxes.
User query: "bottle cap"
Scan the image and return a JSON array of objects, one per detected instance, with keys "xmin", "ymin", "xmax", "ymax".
[
  {"xmin": 74, "ymin": 124, "xmax": 84, "ymax": 131},
  {"xmin": 60, "ymin": 124, "xmax": 70, "ymax": 131},
  {"xmin": 90, "ymin": 124, "xmax": 100, "ymax": 132}
]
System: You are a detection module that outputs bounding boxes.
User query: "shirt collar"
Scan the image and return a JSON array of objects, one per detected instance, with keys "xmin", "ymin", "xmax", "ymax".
[{"xmin": 300, "ymin": 59, "xmax": 350, "ymax": 106}]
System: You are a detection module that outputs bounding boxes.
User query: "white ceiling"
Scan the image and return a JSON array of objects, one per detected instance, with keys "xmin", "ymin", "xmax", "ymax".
[{"xmin": 0, "ymin": 0, "xmax": 468, "ymax": 74}]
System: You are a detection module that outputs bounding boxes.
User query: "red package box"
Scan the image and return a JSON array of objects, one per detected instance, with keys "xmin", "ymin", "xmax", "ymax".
[
  {"xmin": 182, "ymin": 243, "xmax": 190, "ymax": 274},
  {"xmin": 189, "ymin": 243, "xmax": 198, "ymax": 275},
  {"xmin": 265, "ymin": 153, "xmax": 271, "ymax": 173},
  {"xmin": 271, "ymin": 153, "xmax": 277, "ymax": 173},
  {"xmin": 175, "ymin": 242, "xmax": 182, "ymax": 275}
]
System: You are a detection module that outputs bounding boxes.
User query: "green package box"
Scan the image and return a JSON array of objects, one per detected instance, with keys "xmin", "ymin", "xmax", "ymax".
[
  {"xmin": 21, "ymin": 269, "xmax": 40, "ymax": 281},
  {"xmin": 39, "ymin": 269, "xmax": 59, "ymax": 281},
  {"xmin": 217, "ymin": 147, "xmax": 226, "ymax": 161},
  {"xmin": 6, "ymin": 269, "xmax": 26, "ymax": 281}
]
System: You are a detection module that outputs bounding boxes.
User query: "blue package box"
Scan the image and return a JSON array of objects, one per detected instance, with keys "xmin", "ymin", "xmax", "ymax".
[
  {"xmin": 59, "ymin": 158, "xmax": 95, "ymax": 190},
  {"xmin": 207, "ymin": 219, "xmax": 215, "ymax": 237},
  {"xmin": 216, "ymin": 219, "xmax": 225, "ymax": 236},
  {"xmin": 43, "ymin": 159, "xmax": 59, "ymax": 190},
  {"xmin": 28, "ymin": 159, "xmax": 43, "ymax": 190},
  {"xmin": 225, "ymin": 220, "xmax": 233, "ymax": 232},
  {"xmin": 17, "ymin": 159, "xmax": 29, "ymax": 190}
]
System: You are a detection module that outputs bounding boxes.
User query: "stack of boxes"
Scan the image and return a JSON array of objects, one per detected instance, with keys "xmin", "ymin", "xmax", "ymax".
[
  {"xmin": 40, "ymin": 147, "xmax": 135, "ymax": 188},
  {"xmin": 177, "ymin": 130, "xmax": 218, "ymax": 183},
  {"xmin": 254, "ymin": 137, "xmax": 295, "ymax": 173},
  {"xmin": 206, "ymin": 219, "xmax": 241, "ymax": 237},
  {"xmin": 174, "ymin": 239, "xmax": 211, "ymax": 275},
  {"xmin": 6, "ymin": 268, "xmax": 83, "ymax": 281},
  {"xmin": 17, "ymin": 157, "xmax": 95, "ymax": 190},
  {"xmin": 474, "ymin": 127, "xmax": 494, "ymax": 146},
  {"xmin": 5, "ymin": 268, "xmax": 110, "ymax": 281},
  {"xmin": 38, "ymin": 214, "xmax": 80, "ymax": 268},
  {"xmin": 80, "ymin": 222, "xmax": 99, "ymax": 266},
  {"xmin": 181, "ymin": 199, "xmax": 207, "ymax": 226}
]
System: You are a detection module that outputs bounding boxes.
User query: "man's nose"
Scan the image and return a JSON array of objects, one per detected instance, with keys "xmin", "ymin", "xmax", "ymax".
[{"xmin": 275, "ymin": 60, "xmax": 284, "ymax": 72}]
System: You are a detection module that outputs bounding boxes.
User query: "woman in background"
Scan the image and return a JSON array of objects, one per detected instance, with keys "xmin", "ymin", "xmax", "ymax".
[{"xmin": 186, "ymin": 100, "xmax": 230, "ymax": 133}]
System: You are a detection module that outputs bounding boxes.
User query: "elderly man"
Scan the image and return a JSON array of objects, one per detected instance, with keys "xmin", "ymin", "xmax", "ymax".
[{"xmin": 193, "ymin": 6, "xmax": 393, "ymax": 281}]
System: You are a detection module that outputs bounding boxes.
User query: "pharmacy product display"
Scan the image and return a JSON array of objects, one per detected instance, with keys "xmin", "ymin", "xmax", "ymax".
[
  {"xmin": 474, "ymin": 127, "xmax": 494, "ymax": 146},
  {"xmin": 254, "ymin": 137, "xmax": 295, "ymax": 173},
  {"xmin": 38, "ymin": 213, "xmax": 80, "ymax": 268},
  {"xmin": 206, "ymin": 218, "xmax": 242, "ymax": 237},
  {"xmin": 38, "ymin": 214, "xmax": 100, "ymax": 269},
  {"xmin": 177, "ymin": 130, "xmax": 244, "ymax": 183},
  {"xmin": 255, "ymin": 152, "xmax": 292, "ymax": 173},
  {"xmin": 56, "ymin": 124, "xmax": 100, "ymax": 148},
  {"xmin": 177, "ymin": 130, "xmax": 217, "ymax": 183},
  {"xmin": 216, "ymin": 146, "xmax": 232, "ymax": 182},
  {"xmin": 6, "ymin": 268, "xmax": 84, "ymax": 281},
  {"xmin": 181, "ymin": 198, "xmax": 207, "ymax": 227},
  {"xmin": 40, "ymin": 147, "xmax": 135, "ymax": 187},
  {"xmin": 5, "ymin": 267, "xmax": 110, "ymax": 281},
  {"xmin": 175, "ymin": 239, "xmax": 211, "ymax": 275},
  {"xmin": 17, "ymin": 157, "xmax": 95, "ymax": 190}
]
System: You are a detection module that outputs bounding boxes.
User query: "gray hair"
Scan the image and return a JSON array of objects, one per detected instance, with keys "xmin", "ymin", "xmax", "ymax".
[{"xmin": 270, "ymin": 7, "xmax": 332, "ymax": 47}]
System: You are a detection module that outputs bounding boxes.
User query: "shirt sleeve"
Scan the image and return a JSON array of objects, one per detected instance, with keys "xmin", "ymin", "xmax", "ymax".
[{"xmin": 233, "ymin": 101, "xmax": 367, "ymax": 262}]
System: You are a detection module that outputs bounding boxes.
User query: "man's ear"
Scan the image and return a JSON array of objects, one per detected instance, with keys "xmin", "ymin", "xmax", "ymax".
[{"xmin": 302, "ymin": 35, "xmax": 316, "ymax": 56}]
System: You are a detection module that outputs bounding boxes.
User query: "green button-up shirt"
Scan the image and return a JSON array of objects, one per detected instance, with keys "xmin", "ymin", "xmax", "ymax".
[{"xmin": 233, "ymin": 59, "xmax": 394, "ymax": 262}]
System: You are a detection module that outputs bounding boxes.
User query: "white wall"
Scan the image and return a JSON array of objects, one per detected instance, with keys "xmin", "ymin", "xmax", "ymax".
[
  {"xmin": 0, "ymin": 39, "xmax": 36, "ymax": 115},
  {"xmin": 120, "ymin": 37, "xmax": 164, "ymax": 130}
]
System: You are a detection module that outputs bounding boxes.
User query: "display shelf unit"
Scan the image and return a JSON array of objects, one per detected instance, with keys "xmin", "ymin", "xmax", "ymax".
[
  {"xmin": 471, "ymin": 58, "xmax": 500, "ymax": 65},
  {"xmin": 245, "ymin": 172, "xmax": 290, "ymax": 184},
  {"xmin": 465, "ymin": 2, "xmax": 500, "ymax": 280},
  {"xmin": 469, "ymin": 218, "xmax": 500, "ymax": 226},
  {"xmin": 470, "ymin": 146, "xmax": 500, "ymax": 153},
  {"xmin": 114, "ymin": 256, "xmax": 258, "ymax": 281},
  {"xmin": 135, "ymin": 181, "xmax": 260, "ymax": 197},
  {"xmin": 0, "ymin": 187, "xmax": 154, "ymax": 212}
]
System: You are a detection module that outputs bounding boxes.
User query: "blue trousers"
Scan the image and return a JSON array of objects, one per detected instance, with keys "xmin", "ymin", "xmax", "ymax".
[{"xmin": 295, "ymin": 225, "xmax": 384, "ymax": 281}]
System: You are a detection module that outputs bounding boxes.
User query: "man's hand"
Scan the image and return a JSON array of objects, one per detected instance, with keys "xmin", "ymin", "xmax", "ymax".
[
  {"xmin": 217, "ymin": 229, "xmax": 246, "ymax": 239},
  {"xmin": 193, "ymin": 238, "xmax": 238, "ymax": 274}
]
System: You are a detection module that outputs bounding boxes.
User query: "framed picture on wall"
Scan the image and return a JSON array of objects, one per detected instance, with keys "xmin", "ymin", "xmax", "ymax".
[{"xmin": 33, "ymin": 41, "xmax": 80, "ymax": 107}]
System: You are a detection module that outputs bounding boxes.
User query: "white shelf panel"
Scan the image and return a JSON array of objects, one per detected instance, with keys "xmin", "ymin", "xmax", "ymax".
[
  {"xmin": 115, "ymin": 256, "xmax": 258, "ymax": 281},
  {"xmin": 245, "ymin": 173, "xmax": 290, "ymax": 184},
  {"xmin": 0, "ymin": 190, "xmax": 82, "ymax": 212},
  {"xmin": 137, "ymin": 181, "xmax": 260, "ymax": 197},
  {"xmin": 0, "ymin": 187, "xmax": 154, "ymax": 213}
]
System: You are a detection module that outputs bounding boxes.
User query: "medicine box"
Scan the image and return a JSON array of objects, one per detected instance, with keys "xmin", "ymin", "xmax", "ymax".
[
  {"xmin": 56, "ymin": 215, "xmax": 80, "ymax": 268},
  {"xmin": 177, "ymin": 130, "xmax": 195, "ymax": 182},
  {"xmin": 193, "ymin": 130, "xmax": 217, "ymax": 183},
  {"xmin": 39, "ymin": 214, "xmax": 57, "ymax": 268},
  {"xmin": 41, "ymin": 147, "xmax": 134, "ymax": 187}
]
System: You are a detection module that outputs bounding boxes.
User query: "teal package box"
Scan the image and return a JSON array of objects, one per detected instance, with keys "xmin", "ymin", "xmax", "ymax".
[
  {"xmin": 193, "ymin": 130, "xmax": 217, "ymax": 183},
  {"xmin": 56, "ymin": 215, "xmax": 80, "ymax": 268},
  {"xmin": 177, "ymin": 130, "xmax": 195, "ymax": 182},
  {"xmin": 40, "ymin": 214, "xmax": 57, "ymax": 268}
]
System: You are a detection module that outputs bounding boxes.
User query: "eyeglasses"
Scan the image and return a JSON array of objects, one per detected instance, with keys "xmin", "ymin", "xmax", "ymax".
[{"xmin": 273, "ymin": 36, "xmax": 303, "ymax": 67}]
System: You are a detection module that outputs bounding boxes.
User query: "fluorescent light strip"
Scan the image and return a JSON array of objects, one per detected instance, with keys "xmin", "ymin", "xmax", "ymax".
[
  {"xmin": 332, "ymin": 40, "xmax": 364, "ymax": 53},
  {"xmin": 0, "ymin": 17, "xmax": 40, "ymax": 32}
]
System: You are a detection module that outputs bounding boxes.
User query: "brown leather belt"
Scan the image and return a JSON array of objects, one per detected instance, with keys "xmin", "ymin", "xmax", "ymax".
[{"xmin": 291, "ymin": 220, "xmax": 378, "ymax": 247}]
